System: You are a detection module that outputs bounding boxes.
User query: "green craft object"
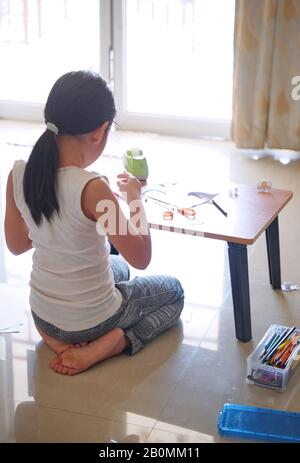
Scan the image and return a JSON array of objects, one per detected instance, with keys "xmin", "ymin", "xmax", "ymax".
[{"xmin": 123, "ymin": 148, "xmax": 149, "ymax": 181}]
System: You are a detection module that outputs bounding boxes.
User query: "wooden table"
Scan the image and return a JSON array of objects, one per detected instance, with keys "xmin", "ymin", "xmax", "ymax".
[{"xmin": 145, "ymin": 183, "xmax": 293, "ymax": 342}]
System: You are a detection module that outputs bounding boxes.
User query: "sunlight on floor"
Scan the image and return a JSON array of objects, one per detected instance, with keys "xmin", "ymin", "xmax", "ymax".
[{"xmin": 125, "ymin": 412, "xmax": 215, "ymax": 443}]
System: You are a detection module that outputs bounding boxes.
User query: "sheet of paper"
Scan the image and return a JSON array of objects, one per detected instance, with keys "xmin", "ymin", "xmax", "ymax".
[
  {"xmin": 0, "ymin": 308, "xmax": 24, "ymax": 332},
  {"xmin": 0, "ymin": 324, "xmax": 22, "ymax": 334},
  {"xmin": 0, "ymin": 284, "xmax": 27, "ymax": 332},
  {"xmin": 142, "ymin": 183, "xmax": 218, "ymax": 209}
]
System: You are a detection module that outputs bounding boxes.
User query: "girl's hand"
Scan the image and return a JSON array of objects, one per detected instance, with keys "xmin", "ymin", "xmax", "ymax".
[{"xmin": 117, "ymin": 172, "xmax": 141, "ymax": 204}]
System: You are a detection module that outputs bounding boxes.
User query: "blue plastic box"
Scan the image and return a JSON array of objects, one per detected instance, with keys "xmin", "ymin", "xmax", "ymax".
[{"xmin": 218, "ymin": 403, "xmax": 300, "ymax": 442}]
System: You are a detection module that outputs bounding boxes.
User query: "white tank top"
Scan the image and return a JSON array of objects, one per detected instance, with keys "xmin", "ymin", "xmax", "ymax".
[{"xmin": 12, "ymin": 160, "xmax": 122, "ymax": 331}]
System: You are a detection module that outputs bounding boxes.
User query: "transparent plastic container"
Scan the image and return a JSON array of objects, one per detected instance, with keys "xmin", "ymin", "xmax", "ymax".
[{"xmin": 246, "ymin": 324, "xmax": 300, "ymax": 391}]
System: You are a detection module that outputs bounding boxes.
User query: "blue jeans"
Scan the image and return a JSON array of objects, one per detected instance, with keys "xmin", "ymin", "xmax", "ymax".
[{"xmin": 32, "ymin": 256, "xmax": 184, "ymax": 355}]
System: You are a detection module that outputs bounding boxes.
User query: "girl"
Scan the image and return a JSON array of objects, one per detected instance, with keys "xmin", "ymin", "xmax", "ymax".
[{"xmin": 4, "ymin": 71, "xmax": 184, "ymax": 376}]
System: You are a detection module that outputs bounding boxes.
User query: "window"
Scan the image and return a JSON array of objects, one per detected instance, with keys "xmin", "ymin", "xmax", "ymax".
[
  {"xmin": 0, "ymin": 0, "xmax": 100, "ymax": 117},
  {"xmin": 113, "ymin": 0, "xmax": 235, "ymax": 138},
  {"xmin": 0, "ymin": 0, "xmax": 235, "ymax": 138}
]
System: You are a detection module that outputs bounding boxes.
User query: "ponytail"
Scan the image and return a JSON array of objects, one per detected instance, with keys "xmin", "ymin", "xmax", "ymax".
[
  {"xmin": 23, "ymin": 129, "xmax": 59, "ymax": 226},
  {"xmin": 23, "ymin": 70, "xmax": 116, "ymax": 226}
]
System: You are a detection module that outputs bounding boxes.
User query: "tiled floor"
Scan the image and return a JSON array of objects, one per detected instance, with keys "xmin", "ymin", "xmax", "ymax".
[{"xmin": 1, "ymin": 120, "xmax": 300, "ymax": 443}]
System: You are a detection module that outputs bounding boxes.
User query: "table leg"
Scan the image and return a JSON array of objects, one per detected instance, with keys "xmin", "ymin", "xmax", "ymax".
[
  {"xmin": 228, "ymin": 242, "xmax": 252, "ymax": 342},
  {"xmin": 265, "ymin": 217, "xmax": 281, "ymax": 289}
]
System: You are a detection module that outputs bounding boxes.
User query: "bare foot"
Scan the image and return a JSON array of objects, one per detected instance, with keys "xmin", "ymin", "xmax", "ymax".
[
  {"xmin": 50, "ymin": 328, "xmax": 128, "ymax": 375},
  {"xmin": 48, "ymin": 343, "xmax": 88, "ymax": 370},
  {"xmin": 35, "ymin": 325, "xmax": 87, "ymax": 355}
]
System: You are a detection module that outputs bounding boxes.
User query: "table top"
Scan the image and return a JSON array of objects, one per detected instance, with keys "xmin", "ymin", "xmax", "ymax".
[{"xmin": 144, "ymin": 183, "xmax": 293, "ymax": 245}]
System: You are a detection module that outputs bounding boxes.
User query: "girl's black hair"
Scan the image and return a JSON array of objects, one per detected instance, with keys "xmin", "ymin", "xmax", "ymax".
[{"xmin": 23, "ymin": 70, "xmax": 116, "ymax": 225}]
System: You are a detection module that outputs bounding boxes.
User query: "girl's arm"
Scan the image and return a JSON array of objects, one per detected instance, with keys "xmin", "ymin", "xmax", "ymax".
[
  {"xmin": 4, "ymin": 171, "xmax": 32, "ymax": 255},
  {"xmin": 82, "ymin": 174, "xmax": 151, "ymax": 270}
]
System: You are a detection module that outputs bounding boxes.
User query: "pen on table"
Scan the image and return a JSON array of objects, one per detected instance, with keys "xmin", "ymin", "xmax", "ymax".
[
  {"xmin": 143, "ymin": 195, "xmax": 178, "ymax": 209},
  {"xmin": 211, "ymin": 199, "xmax": 228, "ymax": 217},
  {"xmin": 145, "ymin": 198, "xmax": 170, "ymax": 210}
]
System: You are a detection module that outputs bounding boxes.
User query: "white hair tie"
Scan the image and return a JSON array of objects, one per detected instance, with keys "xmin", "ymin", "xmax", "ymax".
[{"xmin": 46, "ymin": 122, "xmax": 59, "ymax": 136}]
